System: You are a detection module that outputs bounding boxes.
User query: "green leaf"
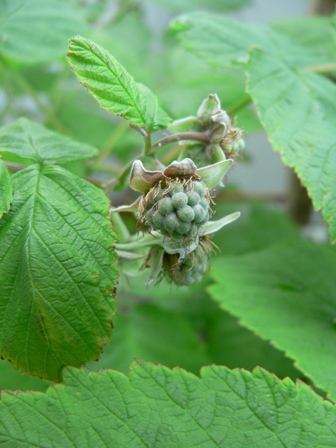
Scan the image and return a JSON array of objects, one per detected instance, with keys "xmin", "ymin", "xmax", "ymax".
[
  {"xmin": 272, "ymin": 16, "xmax": 336, "ymax": 63},
  {"xmin": 0, "ymin": 118, "xmax": 98, "ymax": 164},
  {"xmin": 1, "ymin": 363, "xmax": 336, "ymax": 447},
  {"xmin": 67, "ymin": 37, "xmax": 171, "ymax": 131},
  {"xmin": 171, "ymin": 12, "xmax": 330, "ymax": 68},
  {"xmin": 137, "ymin": 83, "xmax": 172, "ymax": 131},
  {"xmin": 0, "ymin": 0, "xmax": 89, "ymax": 64},
  {"xmin": 206, "ymin": 308, "xmax": 302, "ymax": 382},
  {"xmin": 0, "ymin": 159, "xmax": 12, "ymax": 218},
  {"xmin": 0, "ymin": 359, "xmax": 50, "ymax": 393},
  {"xmin": 246, "ymin": 48, "xmax": 336, "ymax": 242},
  {"xmin": 208, "ymin": 240, "xmax": 336, "ymax": 401},
  {"xmin": 0, "ymin": 164, "xmax": 118, "ymax": 382},
  {"xmin": 88, "ymin": 303, "xmax": 211, "ymax": 375},
  {"xmin": 212, "ymin": 201, "xmax": 301, "ymax": 255},
  {"xmin": 143, "ymin": 0, "xmax": 251, "ymax": 12}
]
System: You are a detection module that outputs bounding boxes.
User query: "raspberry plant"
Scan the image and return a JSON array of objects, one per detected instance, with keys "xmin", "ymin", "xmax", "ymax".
[{"xmin": 0, "ymin": 1, "xmax": 336, "ymax": 446}]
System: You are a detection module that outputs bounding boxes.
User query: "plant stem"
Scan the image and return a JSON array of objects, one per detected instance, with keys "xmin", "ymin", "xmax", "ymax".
[
  {"xmin": 150, "ymin": 131, "xmax": 210, "ymax": 154},
  {"xmin": 228, "ymin": 97, "xmax": 252, "ymax": 115},
  {"xmin": 304, "ymin": 63, "xmax": 336, "ymax": 74}
]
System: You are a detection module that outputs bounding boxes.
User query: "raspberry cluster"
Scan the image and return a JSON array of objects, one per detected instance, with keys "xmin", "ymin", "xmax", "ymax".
[
  {"xmin": 164, "ymin": 243, "xmax": 209, "ymax": 286},
  {"xmin": 140, "ymin": 179, "xmax": 211, "ymax": 241}
]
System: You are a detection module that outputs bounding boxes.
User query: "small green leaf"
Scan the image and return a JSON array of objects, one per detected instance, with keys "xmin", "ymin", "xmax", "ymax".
[
  {"xmin": 0, "ymin": 164, "xmax": 118, "ymax": 382},
  {"xmin": 246, "ymin": 48, "xmax": 336, "ymax": 242},
  {"xmin": 88, "ymin": 303, "xmax": 211, "ymax": 375},
  {"xmin": 137, "ymin": 83, "xmax": 172, "ymax": 131},
  {"xmin": 67, "ymin": 37, "xmax": 171, "ymax": 131},
  {"xmin": 208, "ymin": 240, "xmax": 336, "ymax": 401},
  {"xmin": 0, "ymin": 159, "xmax": 13, "ymax": 219},
  {"xmin": 0, "ymin": 0, "xmax": 89, "ymax": 64},
  {"xmin": 1, "ymin": 363, "xmax": 336, "ymax": 446},
  {"xmin": 0, "ymin": 118, "xmax": 98, "ymax": 164}
]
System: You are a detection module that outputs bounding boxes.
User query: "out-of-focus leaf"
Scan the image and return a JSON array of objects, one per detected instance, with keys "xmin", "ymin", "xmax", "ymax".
[
  {"xmin": 0, "ymin": 164, "xmax": 118, "ymax": 382},
  {"xmin": 1, "ymin": 364, "xmax": 336, "ymax": 447},
  {"xmin": 0, "ymin": 0, "xmax": 89, "ymax": 64},
  {"xmin": 206, "ymin": 308, "xmax": 302, "ymax": 381},
  {"xmin": 209, "ymin": 240, "xmax": 336, "ymax": 401},
  {"xmin": 88, "ymin": 303, "xmax": 211, "ymax": 375},
  {"xmin": 0, "ymin": 360, "xmax": 50, "ymax": 392},
  {"xmin": 272, "ymin": 16, "xmax": 336, "ymax": 63},
  {"xmin": 171, "ymin": 12, "xmax": 331, "ymax": 68},
  {"xmin": 212, "ymin": 201, "xmax": 300, "ymax": 255},
  {"xmin": 143, "ymin": 0, "xmax": 252, "ymax": 13},
  {"xmin": 0, "ymin": 118, "xmax": 98, "ymax": 164},
  {"xmin": 0, "ymin": 159, "xmax": 12, "ymax": 218},
  {"xmin": 246, "ymin": 48, "xmax": 336, "ymax": 242}
]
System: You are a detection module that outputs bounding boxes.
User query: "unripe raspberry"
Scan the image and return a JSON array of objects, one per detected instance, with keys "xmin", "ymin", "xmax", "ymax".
[
  {"xmin": 164, "ymin": 242, "xmax": 210, "ymax": 286},
  {"xmin": 139, "ymin": 179, "xmax": 212, "ymax": 242}
]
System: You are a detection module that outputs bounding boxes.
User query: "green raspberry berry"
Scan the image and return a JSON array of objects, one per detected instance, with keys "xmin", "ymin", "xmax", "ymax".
[
  {"xmin": 171, "ymin": 192, "xmax": 188, "ymax": 209},
  {"xmin": 140, "ymin": 179, "xmax": 211, "ymax": 243},
  {"xmin": 164, "ymin": 241, "xmax": 210, "ymax": 286},
  {"xmin": 177, "ymin": 205, "xmax": 195, "ymax": 223},
  {"xmin": 187, "ymin": 191, "xmax": 201, "ymax": 206},
  {"xmin": 169, "ymin": 183, "xmax": 184, "ymax": 195},
  {"xmin": 158, "ymin": 197, "xmax": 174, "ymax": 216},
  {"xmin": 192, "ymin": 204, "xmax": 206, "ymax": 224},
  {"xmin": 164, "ymin": 213, "xmax": 178, "ymax": 234},
  {"xmin": 193, "ymin": 181, "xmax": 206, "ymax": 196}
]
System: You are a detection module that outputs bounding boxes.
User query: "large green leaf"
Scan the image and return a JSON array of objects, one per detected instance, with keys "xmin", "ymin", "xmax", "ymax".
[
  {"xmin": 0, "ymin": 359, "xmax": 50, "ymax": 392},
  {"xmin": 88, "ymin": 303, "xmax": 211, "ymax": 375},
  {"xmin": 0, "ymin": 118, "xmax": 98, "ymax": 164},
  {"xmin": 1, "ymin": 363, "xmax": 336, "ymax": 446},
  {"xmin": 67, "ymin": 37, "xmax": 171, "ymax": 131},
  {"xmin": 0, "ymin": 164, "xmax": 118, "ymax": 382},
  {"xmin": 212, "ymin": 201, "xmax": 300, "ymax": 255},
  {"xmin": 171, "ymin": 12, "xmax": 328, "ymax": 69},
  {"xmin": 206, "ymin": 308, "xmax": 302, "ymax": 382},
  {"xmin": 0, "ymin": 159, "xmax": 12, "ymax": 218},
  {"xmin": 246, "ymin": 48, "xmax": 336, "ymax": 243},
  {"xmin": 272, "ymin": 16, "xmax": 336, "ymax": 63},
  {"xmin": 208, "ymin": 240, "xmax": 336, "ymax": 401},
  {"xmin": 0, "ymin": 0, "xmax": 89, "ymax": 64},
  {"xmin": 143, "ymin": 0, "xmax": 251, "ymax": 12}
]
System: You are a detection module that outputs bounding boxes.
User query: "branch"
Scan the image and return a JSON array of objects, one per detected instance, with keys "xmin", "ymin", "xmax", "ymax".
[{"xmin": 150, "ymin": 131, "xmax": 210, "ymax": 154}]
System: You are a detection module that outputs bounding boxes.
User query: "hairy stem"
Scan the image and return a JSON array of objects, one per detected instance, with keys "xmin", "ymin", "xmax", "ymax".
[
  {"xmin": 304, "ymin": 63, "xmax": 336, "ymax": 74},
  {"xmin": 150, "ymin": 131, "xmax": 210, "ymax": 154}
]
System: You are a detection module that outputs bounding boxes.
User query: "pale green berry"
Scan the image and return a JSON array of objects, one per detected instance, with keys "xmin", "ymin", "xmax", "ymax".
[
  {"xmin": 164, "ymin": 213, "xmax": 178, "ymax": 234},
  {"xmin": 151, "ymin": 212, "xmax": 164, "ymax": 229},
  {"xmin": 192, "ymin": 204, "xmax": 206, "ymax": 224},
  {"xmin": 172, "ymin": 192, "xmax": 188, "ymax": 209},
  {"xmin": 177, "ymin": 205, "xmax": 195, "ymax": 223},
  {"xmin": 158, "ymin": 197, "xmax": 174, "ymax": 216},
  {"xmin": 193, "ymin": 182, "xmax": 206, "ymax": 196},
  {"xmin": 175, "ymin": 221, "xmax": 191, "ymax": 236},
  {"xmin": 187, "ymin": 191, "xmax": 201, "ymax": 206},
  {"xmin": 169, "ymin": 183, "xmax": 184, "ymax": 195},
  {"xmin": 200, "ymin": 197, "xmax": 209, "ymax": 209}
]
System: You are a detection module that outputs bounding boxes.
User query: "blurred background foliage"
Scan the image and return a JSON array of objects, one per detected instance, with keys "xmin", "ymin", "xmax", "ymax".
[{"xmin": 0, "ymin": 0, "xmax": 326, "ymax": 393}]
